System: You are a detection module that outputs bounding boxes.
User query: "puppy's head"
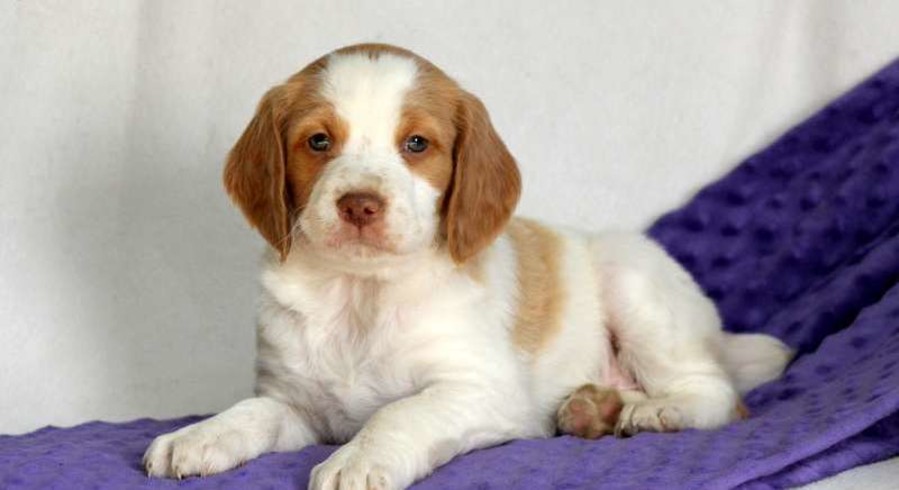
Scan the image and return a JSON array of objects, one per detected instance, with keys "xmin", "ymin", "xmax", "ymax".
[{"xmin": 224, "ymin": 44, "xmax": 520, "ymax": 269}]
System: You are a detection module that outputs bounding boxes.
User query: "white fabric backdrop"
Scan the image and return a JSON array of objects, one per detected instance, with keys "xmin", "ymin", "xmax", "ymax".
[{"xmin": 2, "ymin": 0, "xmax": 898, "ymax": 435}]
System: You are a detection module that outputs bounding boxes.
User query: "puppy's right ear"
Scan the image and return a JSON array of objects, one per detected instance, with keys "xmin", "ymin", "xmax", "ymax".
[{"xmin": 223, "ymin": 86, "xmax": 293, "ymax": 260}]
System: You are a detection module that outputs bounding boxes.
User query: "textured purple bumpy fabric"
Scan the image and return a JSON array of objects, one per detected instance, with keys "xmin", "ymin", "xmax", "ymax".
[{"xmin": 3, "ymin": 61, "xmax": 899, "ymax": 490}]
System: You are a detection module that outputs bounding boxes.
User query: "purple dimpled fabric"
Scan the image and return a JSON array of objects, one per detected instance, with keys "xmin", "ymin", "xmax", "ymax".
[{"xmin": 3, "ymin": 59, "xmax": 899, "ymax": 489}]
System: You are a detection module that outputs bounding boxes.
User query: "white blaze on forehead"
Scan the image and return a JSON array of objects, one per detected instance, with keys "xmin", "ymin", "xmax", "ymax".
[{"xmin": 320, "ymin": 52, "xmax": 419, "ymax": 152}]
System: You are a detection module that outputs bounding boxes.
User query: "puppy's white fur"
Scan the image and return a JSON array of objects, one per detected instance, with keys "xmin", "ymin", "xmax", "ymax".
[{"xmin": 144, "ymin": 47, "xmax": 793, "ymax": 490}]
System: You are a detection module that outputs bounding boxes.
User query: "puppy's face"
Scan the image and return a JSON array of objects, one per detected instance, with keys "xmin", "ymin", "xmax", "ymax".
[{"xmin": 224, "ymin": 44, "xmax": 520, "ymax": 270}]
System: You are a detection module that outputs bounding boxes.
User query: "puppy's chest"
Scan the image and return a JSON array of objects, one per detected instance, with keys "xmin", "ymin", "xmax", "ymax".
[{"xmin": 259, "ymin": 287, "xmax": 421, "ymax": 437}]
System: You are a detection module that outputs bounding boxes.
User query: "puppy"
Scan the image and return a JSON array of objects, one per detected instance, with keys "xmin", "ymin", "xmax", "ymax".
[{"xmin": 143, "ymin": 44, "xmax": 793, "ymax": 490}]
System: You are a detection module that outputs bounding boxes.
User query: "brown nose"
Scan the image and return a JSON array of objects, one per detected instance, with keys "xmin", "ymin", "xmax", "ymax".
[{"xmin": 337, "ymin": 192, "xmax": 385, "ymax": 227}]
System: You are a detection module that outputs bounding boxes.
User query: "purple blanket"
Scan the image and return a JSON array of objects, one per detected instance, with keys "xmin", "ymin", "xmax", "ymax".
[{"xmin": 3, "ymin": 59, "xmax": 899, "ymax": 489}]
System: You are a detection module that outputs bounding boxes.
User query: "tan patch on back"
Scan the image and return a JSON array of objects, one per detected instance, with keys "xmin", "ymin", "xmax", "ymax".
[{"xmin": 507, "ymin": 218, "xmax": 566, "ymax": 354}]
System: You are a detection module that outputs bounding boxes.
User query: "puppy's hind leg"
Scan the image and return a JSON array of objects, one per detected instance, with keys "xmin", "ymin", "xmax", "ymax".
[{"xmin": 591, "ymin": 234, "xmax": 742, "ymax": 436}]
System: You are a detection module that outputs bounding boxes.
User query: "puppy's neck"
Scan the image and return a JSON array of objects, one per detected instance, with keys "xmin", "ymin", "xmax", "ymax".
[{"xmin": 262, "ymin": 243, "xmax": 460, "ymax": 312}]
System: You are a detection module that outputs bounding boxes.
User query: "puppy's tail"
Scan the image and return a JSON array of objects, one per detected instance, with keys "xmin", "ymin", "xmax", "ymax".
[{"xmin": 718, "ymin": 333, "xmax": 794, "ymax": 395}]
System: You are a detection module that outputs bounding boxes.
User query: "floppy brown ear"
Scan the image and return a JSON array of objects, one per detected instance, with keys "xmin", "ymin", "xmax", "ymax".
[
  {"xmin": 445, "ymin": 92, "xmax": 522, "ymax": 263},
  {"xmin": 223, "ymin": 86, "xmax": 293, "ymax": 260}
]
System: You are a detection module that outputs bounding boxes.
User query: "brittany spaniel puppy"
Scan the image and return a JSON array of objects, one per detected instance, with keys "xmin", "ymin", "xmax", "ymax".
[{"xmin": 143, "ymin": 44, "xmax": 792, "ymax": 489}]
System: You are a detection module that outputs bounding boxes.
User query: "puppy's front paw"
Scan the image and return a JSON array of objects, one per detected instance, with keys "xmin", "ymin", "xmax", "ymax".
[
  {"xmin": 143, "ymin": 420, "xmax": 251, "ymax": 479},
  {"xmin": 309, "ymin": 443, "xmax": 396, "ymax": 490}
]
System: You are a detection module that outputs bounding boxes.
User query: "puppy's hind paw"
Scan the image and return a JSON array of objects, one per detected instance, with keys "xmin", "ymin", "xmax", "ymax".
[{"xmin": 556, "ymin": 384, "xmax": 623, "ymax": 439}]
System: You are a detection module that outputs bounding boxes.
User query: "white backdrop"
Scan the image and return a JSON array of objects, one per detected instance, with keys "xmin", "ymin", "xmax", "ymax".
[{"xmin": 2, "ymin": 0, "xmax": 898, "ymax": 435}]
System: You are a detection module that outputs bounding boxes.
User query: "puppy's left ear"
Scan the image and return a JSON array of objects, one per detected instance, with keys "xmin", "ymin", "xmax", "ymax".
[{"xmin": 444, "ymin": 92, "xmax": 521, "ymax": 263}]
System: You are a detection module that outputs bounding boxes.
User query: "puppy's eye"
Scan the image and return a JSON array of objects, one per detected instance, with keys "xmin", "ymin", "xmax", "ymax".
[
  {"xmin": 308, "ymin": 133, "xmax": 331, "ymax": 152},
  {"xmin": 404, "ymin": 135, "xmax": 429, "ymax": 153}
]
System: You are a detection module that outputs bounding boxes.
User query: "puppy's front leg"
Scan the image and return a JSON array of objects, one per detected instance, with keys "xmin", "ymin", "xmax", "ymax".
[
  {"xmin": 144, "ymin": 396, "xmax": 316, "ymax": 478},
  {"xmin": 309, "ymin": 383, "xmax": 511, "ymax": 490}
]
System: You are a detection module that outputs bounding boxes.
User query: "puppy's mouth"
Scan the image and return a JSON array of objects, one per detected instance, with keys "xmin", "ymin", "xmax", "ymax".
[{"xmin": 325, "ymin": 225, "xmax": 396, "ymax": 254}]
